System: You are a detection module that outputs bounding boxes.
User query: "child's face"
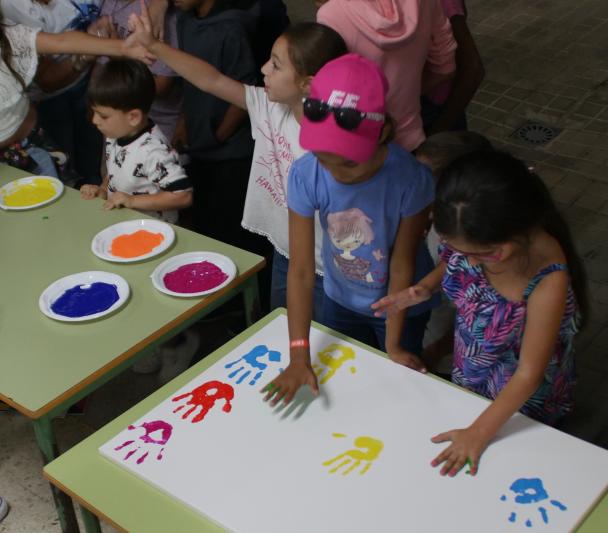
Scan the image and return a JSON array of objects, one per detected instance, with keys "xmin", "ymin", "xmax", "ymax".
[
  {"xmin": 261, "ymin": 36, "xmax": 303, "ymax": 105},
  {"xmin": 91, "ymin": 105, "xmax": 141, "ymax": 139},
  {"xmin": 440, "ymin": 236, "xmax": 506, "ymax": 266}
]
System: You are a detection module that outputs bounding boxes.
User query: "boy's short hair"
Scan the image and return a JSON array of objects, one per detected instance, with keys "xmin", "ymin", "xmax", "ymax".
[
  {"xmin": 416, "ymin": 131, "xmax": 493, "ymax": 177},
  {"xmin": 88, "ymin": 58, "xmax": 155, "ymax": 113}
]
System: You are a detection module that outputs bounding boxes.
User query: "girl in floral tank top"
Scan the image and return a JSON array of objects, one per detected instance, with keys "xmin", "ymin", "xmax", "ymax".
[{"xmin": 372, "ymin": 150, "xmax": 588, "ymax": 478}]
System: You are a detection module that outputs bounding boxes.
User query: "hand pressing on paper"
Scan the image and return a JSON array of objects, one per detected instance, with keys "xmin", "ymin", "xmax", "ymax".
[{"xmin": 261, "ymin": 359, "xmax": 318, "ymax": 406}]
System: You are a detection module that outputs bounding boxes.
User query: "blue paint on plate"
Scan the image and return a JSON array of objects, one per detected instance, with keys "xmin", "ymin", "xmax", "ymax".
[{"xmin": 51, "ymin": 282, "xmax": 119, "ymax": 318}]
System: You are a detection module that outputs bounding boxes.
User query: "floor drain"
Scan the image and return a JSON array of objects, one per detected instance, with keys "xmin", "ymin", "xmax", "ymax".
[{"xmin": 511, "ymin": 121, "xmax": 561, "ymax": 145}]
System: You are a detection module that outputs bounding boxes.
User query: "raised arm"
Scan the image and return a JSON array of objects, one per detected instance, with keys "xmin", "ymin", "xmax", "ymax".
[
  {"xmin": 128, "ymin": 0, "xmax": 246, "ymax": 109},
  {"xmin": 430, "ymin": 270, "xmax": 569, "ymax": 476}
]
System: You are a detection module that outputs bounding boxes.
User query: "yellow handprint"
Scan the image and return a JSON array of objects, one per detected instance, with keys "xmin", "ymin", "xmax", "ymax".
[
  {"xmin": 323, "ymin": 434, "xmax": 384, "ymax": 476},
  {"xmin": 312, "ymin": 344, "xmax": 357, "ymax": 385}
]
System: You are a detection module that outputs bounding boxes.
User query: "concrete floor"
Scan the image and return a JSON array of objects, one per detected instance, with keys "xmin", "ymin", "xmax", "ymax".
[{"xmin": 2, "ymin": 0, "xmax": 608, "ymax": 531}]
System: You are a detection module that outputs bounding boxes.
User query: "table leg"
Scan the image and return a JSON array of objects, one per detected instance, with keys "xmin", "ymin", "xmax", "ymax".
[
  {"xmin": 32, "ymin": 416, "xmax": 80, "ymax": 533},
  {"xmin": 80, "ymin": 506, "xmax": 102, "ymax": 533},
  {"xmin": 243, "ymin": 275, "xmax": 261, "ymax": 327}
]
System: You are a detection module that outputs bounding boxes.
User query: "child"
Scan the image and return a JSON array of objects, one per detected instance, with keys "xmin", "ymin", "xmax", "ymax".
[
  {"xmin": 372, "ymin": 151, "xmax": 587, "ymax": 476},
  {"xmin": 0, "ymin": 8, "xmax": 152, "ymax": 176},
  {"xmin": 262, "ymin": 54, "xmax": 436, "ymax": 406},
  {"xmin": 129, "ymin": 2, "xmax": 347, "ymax": 318},
  {"xmin": 82, "ymin": 58, "xmax": 196, "ymax": 380},
  {"xmin": 80, "ymin": 58, "xmax": 192, "ymax": 223},
  {"xmin": 316, "ymin": 0, "xmax": 457, "ymax": 151},
  {"xmin": 415, "ymin": 131, "xmax": 493, "ymax": 372}
]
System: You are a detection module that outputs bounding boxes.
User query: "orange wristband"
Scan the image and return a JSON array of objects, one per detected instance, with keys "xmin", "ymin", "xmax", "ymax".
[{"xmin": 290, "ymin": 339, "xmax": 310, "ymax": 349}]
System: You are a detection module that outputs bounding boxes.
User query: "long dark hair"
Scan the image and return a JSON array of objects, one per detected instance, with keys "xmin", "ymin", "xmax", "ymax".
[
  {"xmin": 0, "ymin": 10, "xmax": 27, "ymax": 91},
  {"xmin": 434, "ymin": 150, "xmax": 589, "ymax": 323},
  {"xmin": 281, "ymin": 22, "xmax": 347, "ymax": 78}
]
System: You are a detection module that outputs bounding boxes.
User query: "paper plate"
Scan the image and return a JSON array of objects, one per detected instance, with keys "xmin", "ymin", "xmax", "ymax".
[
  {"xmin": 150, "ymin": 252, "xmax": 237, "ymax": 298},
  {"xmin": 39, "ymin": 271, "xmax": 130, "ymax": 322},
  {"xmin": 91, "ymin": 219, "xmax": 175, "ymax": 263},
  {"xmin": 0, "ymin": 176, "xmax": 64, "ymax": 210}
]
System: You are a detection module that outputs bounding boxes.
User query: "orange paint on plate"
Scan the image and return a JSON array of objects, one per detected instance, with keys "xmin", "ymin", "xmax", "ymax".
[{"xmin": 110, "ymin": 230, "xmax": 164, "ymax": 258}]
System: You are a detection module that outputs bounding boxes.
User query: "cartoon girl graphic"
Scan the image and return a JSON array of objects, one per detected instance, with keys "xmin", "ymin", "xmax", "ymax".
[{"xmin": 327, "ymin": 208, "xmax": 376, "ymax": 283}]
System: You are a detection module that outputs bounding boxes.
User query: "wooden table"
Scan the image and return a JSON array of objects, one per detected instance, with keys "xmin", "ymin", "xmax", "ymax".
[
  {"xmin": 0, "ymin": 164, "xmax": 265, "ymax": 532},
  {"xmin": 43, "ymin": 309, "xmax": 608, "ymax": 533}
]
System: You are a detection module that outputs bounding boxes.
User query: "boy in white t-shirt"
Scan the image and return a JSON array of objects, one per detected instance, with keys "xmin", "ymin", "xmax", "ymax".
[
  {"xmin": 81, "ymin": 58, "xmax": 196, "ymax": 380},
  {"xmin": 81, "ymin": 58, "xmax": 192, "ymax": 223}
]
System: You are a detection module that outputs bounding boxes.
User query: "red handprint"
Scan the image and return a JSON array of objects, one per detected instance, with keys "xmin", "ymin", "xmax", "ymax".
[{"xmin": 171, "ymin": 380, "xmax": 234, "ymax": 423}]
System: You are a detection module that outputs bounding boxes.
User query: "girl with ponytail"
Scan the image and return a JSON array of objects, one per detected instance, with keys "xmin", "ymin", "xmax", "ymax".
[{"xmin": 372, "ymin": 150, "xmax": 587, "ymax": 476}]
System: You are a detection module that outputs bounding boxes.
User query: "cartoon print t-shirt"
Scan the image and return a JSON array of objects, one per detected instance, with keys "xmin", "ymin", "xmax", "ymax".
[
  {"xmin": 105, "ymin": 122, "xmax": 192, "ymax": 224},
  {"xmin": 288, "ymin": 143, "xmax": 435, "ymax": 317}
]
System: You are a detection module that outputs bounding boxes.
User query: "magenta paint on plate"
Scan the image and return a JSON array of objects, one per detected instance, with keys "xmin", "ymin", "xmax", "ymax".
[{"xmin": 163, "ymin": 261, "xmax": 229, "ymax": 293}]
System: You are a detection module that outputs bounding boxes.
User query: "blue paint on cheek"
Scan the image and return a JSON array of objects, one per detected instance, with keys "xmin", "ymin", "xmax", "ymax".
[{"xmin": 51, "ymin": 282, "xmax": 119, "ymax": 317}]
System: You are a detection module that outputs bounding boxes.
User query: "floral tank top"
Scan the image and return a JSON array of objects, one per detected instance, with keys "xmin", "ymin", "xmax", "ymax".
[{"xmin": 441, "ymin": 247, "xmax": 578, "ymax": 424}]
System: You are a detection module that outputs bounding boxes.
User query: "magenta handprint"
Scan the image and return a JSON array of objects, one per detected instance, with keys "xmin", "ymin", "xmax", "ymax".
[
  {"xmin": 114, "ymin": 420, "xmax": 173, "ymax": 464},
  {"xmin": 172, "ymin": 380, "xmax": 234, "ymax": 423}
]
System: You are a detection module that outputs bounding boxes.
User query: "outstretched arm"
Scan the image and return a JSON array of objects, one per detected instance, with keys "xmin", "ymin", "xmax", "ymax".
[
  {"xmin": 128, "ymin": 0, "xmax": 246, "ymax": 109},
  {"xmin": 36, "ymin": 30, "xmax": 154, "ymax": 64}
]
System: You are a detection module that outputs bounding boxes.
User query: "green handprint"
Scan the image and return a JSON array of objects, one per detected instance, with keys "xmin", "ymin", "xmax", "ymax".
[{"xmin": 323, "ymin": 433, "xmax": 384, "ymax": 476}]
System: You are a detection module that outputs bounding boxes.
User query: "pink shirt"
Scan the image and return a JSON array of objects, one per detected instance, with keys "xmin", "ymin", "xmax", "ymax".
[{"xmin": 318, "ymin": 0, "xmax": 456, "ymax": 151}]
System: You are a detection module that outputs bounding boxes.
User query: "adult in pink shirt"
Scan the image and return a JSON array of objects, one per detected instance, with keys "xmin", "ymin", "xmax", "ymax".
[{"xmin": 316, "ymin": 0, "xmax": 457, "ymax": 151}]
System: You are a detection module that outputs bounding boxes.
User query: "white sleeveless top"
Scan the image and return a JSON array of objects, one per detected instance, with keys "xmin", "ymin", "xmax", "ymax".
[{"xmin": 0, "ymin": 24, "xmax": 39, "ymax": 143}]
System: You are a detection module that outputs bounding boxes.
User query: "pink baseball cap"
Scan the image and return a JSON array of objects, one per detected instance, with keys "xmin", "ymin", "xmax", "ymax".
[{"xmin": 300, "ymin": 53, "xmax": 389, "ymax": 164}]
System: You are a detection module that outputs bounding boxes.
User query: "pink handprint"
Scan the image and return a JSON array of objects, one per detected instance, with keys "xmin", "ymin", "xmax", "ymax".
[
  {"xmin": 114, "ymin": 420, "xmax": 173, "ymax": 464},
  {"xmin": 172, "ymin": 380, "xmax": 234, "ymax": 423}
]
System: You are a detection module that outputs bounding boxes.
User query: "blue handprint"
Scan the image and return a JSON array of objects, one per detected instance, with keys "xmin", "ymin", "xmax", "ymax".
[
  {"xmin": 224, "ymin": 345, "xmax": 281, "ymax": 386},
  {"xmin": 501, "ymin": 478, "xmax": 567, "ymax": 528}
]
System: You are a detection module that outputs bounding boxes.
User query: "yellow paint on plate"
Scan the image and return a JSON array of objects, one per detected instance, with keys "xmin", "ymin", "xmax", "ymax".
[{"xmin": 3, "ymin": 178, "xmax": 56, "ymax": 207}]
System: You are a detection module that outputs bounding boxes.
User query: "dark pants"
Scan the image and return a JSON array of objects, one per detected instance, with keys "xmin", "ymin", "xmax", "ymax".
[
  {"xmin": 322, "ymin": 295, "xmax": 430, "ymax": 356},
  {"xmin": 420, "ymin": 95, "xmax": 468, "ymax": 135},
  {"xmin": 186, "ymin": 156, "xmax": 255, "ymax": 250},
  {"xmin": 37, "ymin": 75, "xmax": 103, "ymax": 184}
]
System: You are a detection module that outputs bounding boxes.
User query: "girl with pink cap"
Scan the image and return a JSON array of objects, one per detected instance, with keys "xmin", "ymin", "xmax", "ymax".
[{"xmin": 263, "ymin": 53, "xmax": 437, "ymax": 405}]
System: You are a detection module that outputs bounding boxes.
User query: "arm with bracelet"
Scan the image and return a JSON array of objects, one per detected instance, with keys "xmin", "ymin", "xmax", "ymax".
[{"xmin": 261, "ymin": 209, "xmax": 320, "ymax": 405}]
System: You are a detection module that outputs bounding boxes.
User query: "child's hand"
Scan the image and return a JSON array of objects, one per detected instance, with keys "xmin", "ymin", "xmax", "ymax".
[
  {"xmin": 80, "ymin": 184, "xmax": 101, "ymax": 199},
  {"xmin": 371, "ymin": 284, "xmax": 432, "ymax": 317},
  {"xmin": 103, "ymin": 191, "xmax": 133, "ymax": 210},
  {"xmin": 430, "ymin": 426, "xmax": 491, "ymax": 477},
  {"xmin": 388, "ymin": 347, "xmax": 427, "ymax": 373},
  {"xmin": 127, "ymin": 0, "xmax": 157, "ymax": 49},
  {"xmin": 260, "ymin": 360, "xmax": 319, "ymax": 406}
]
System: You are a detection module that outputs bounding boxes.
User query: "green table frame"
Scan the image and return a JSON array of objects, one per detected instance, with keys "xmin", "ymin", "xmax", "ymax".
[
  {"xmin": 43, "ymin": 309, "xmax": 607, "ymax": 533},
  {"xmin": 0, "ymin": 164, "xmax": 265, "ymax": 532}
]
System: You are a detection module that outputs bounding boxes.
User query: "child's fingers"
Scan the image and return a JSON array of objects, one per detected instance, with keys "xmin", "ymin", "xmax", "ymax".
[
  {"xmin": 430, "ymin": 430, "xmax": 454, "ymax": 444},
  {"xmin": 449, "ymin": 455, "xmax": 468, "ymax": 477},
  {"xmin": 271, "ymin": 386, "xmax": 289, "ymax": 406},
  {"xmin": 307, "ymin": 374, "xmax": 320, "ymax": 395}
]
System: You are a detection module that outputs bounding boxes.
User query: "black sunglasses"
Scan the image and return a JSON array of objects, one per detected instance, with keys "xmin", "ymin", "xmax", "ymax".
[{"xmin": 302, "ymin": 98, "xmax": 384, "ymax": 131}]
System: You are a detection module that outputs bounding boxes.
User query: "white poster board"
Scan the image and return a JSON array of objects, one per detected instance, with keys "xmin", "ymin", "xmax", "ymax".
[{"xmin": 100, "ymin": 314, "xmax": 608, "ymax": 532}]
